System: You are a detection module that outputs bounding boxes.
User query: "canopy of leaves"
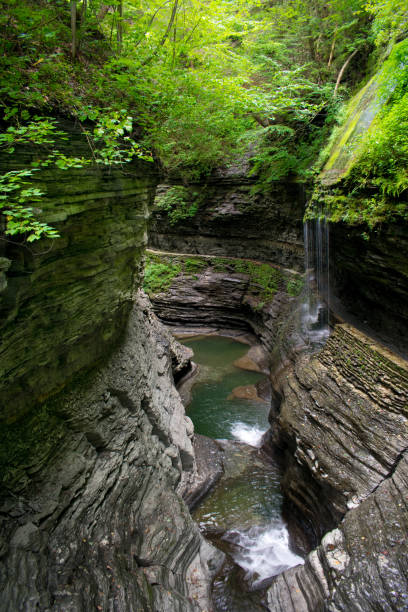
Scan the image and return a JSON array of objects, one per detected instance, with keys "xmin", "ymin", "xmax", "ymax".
[
  {"xmin": 0, "ymin": 0, "xmax": 407, "ymax": 238},
  {"xmin": 0, "ymin": 0, "xmax": 374, "ymax": 180}
]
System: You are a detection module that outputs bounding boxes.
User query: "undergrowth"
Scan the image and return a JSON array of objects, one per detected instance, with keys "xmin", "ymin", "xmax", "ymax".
[{"xmin": 143, "ymin": 253, "xmax": 303, "ymax": 300}]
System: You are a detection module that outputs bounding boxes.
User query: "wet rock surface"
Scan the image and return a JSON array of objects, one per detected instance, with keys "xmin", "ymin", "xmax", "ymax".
[
  {"xmin": 0, "ymin": 138, "xmax": 222, "ymax": 611},
  {"xmin": 0, "ymin": 126, "xmax": 157, "ymax": 422},
  {"xmin": 332, "ymin": 222, "xmax": 408, "ymax": 358},
  {"xmin": 267, "ymin": 323, "xmax": 408, "ymax": 611},
  {"xmin": 148, "ymin": 258, "xmax": 299, "ymax": 359},
  {"xmin": 183, "ymin": 435, "xmax": 225, "ymax": 511},
  {"xmin": 149, "ymin": 258, "xmax": 408, "ymax": 611},
  {"xmin": 0, "ymin": 293, "xmax": 222, "ymax": 612}
]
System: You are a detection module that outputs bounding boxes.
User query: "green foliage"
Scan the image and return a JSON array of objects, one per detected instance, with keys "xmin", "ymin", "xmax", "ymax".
[
  {"xmin": 144, "ymin": 252, "xmax": 303, "ymax": 302},
  {"xmin": 143, "ymin": 256, "xmax": 181, "ymax": 295},
  {"xmin": 286, "ymin": 276, "xmax": 304, "ymax": 297},
  {"xmin": 0, "ymin": 0, "xmax": 373, "ymax": 183},
  {"xmin": 0, "ymin": 106, "xmax": 152, "ymax": 241},
  {"xmin": 349, "ymin": 40, "xmax": 408, "ymax": 199},
  {"xmin": 156, "ymin": 186, "xmax": 199, "ymax": 225},
  {"xmin": 184, "ymin": 258, "xmax": 208, "ymax": 273},
  {"xmin": 0, "ymin": 170, "xmax": 60, "ymax": 242},
  {"xmin": 306, "ymin": 32, "xmax": 408, "ymax": 231},
  {"xmin": 365, "ymin": 0, "xmax": 408, "ymax": 47},
  {"xmin": 0, "ymin": 0, "xmax": 405, "ymax": 207},
  {"xmin": 77, "ymin": 107, "xmax": 153, "ymax": 164}
]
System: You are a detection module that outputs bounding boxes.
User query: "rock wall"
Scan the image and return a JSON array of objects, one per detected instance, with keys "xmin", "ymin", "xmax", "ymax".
[
  {"xmin": 147, "ymin": 253, "xmax": 408, "ymax": 610},
  {"xmin": 331, "ymin": 222, "xmax": 408, "ymax": 357},
  {"xmin": 0, "ymin": 293, "xmax": 221, "ymax": 611},
  {"xmin": 0, "ymin": 138, "xmax": 221, "ymax": 611},
  {"xmin": 146, "ymin": 253, "xmax": 302, "ymax": 361},
  {"xmin": 0, "ymin": 126, "xmax": 157, "ymax": 422},
  {"xmin": 267, "ymin": 323, "xmax": 408, "ymax": 610},
  {"xmin": 149, "ymin": 178, "xmax": 305, "ymax": 270}
]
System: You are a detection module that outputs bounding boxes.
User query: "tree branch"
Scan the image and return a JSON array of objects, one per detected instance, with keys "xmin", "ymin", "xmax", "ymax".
[{"xmin": 333, "ymin": 47, "xmax": 359, "ymax": 96}]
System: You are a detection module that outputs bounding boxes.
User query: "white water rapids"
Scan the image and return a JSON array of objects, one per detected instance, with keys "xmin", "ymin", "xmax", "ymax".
[
  {"xmin": 228, "ymin": 423, "xmax": 304, "ymax": 583},
  {"xmin": 225, "ymin": 523, "xmax": 304, "ymax": 586},
  {"xmin": 230, "ymin": 421, "xmax": 265, "ymax": 447}
]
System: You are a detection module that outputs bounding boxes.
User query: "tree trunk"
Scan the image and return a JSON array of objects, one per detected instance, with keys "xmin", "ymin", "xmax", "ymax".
[
  {"xmin": 328, "ymin": 29, "xmax": 337, "ymax": 68},
  {"xmin": 333, "ymin": 48, "xmax": 359, "ymax": 96},
  {"xmin": 70, "ymin": 1, "xmax": 77, "ymax": 59},
  {"xmin": 159, "ymin": 0, "xmax": 179, "ymax": 47},
  {"xmin": 117, "ymin": 0, "xmax": 123, "ymax": 53}
]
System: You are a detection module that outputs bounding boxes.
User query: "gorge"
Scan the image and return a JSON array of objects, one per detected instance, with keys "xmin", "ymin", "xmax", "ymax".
[{"xmin": 1, "ymin": 1, "xmax": 408, "ymax": 610}]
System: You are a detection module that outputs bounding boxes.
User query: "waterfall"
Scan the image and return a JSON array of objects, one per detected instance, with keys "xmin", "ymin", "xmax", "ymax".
[{"xmin": 302, "ymin": 216, "xmax": 330, "ymax": 345}]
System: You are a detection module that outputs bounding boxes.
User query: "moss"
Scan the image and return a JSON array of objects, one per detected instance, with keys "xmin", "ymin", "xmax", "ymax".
[
  {"xmin": 323, "ymin": 76, "xmax": 378, "ymax": 174},
  {"xmin": 143, "ymin": 256, "xmax": 181, "ymax": 295},
  {"xmin": 144, "ymin": 251, "xmax": 304, "ymax": 304},
  {"xmin": 184, "ymin": 258, "xmax": 208, "ymax": 273},
  {"xmin": 286, "ymin": 277, "xmax": 304, "ymax": 297}
]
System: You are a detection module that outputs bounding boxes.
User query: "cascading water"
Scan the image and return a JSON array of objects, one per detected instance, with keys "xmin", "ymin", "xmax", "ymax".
[
  {"xmin": 182, "ymin": 336, "xmax": 305, "ymax": 611},
  {"xmin": 302, "ymin": 216, "xmax": 330, "ymax": 345}
]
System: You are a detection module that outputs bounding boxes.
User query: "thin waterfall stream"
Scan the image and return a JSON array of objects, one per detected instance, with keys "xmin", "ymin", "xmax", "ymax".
[
  {"xmin": 302, "ymin": 217, "xmax": 331, "ymax": 344},
  {"xmin": 181, "ymin": 336, "xmax": 304, "ymax": 611}
]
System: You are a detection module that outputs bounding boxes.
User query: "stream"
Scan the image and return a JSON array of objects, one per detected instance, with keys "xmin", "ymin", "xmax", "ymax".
[{"xmin": 182, "ymin": 335, "xmax": 304, "ymax": 611}]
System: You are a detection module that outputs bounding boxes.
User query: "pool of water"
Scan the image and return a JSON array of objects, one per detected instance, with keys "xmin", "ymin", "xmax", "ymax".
[
  {"xmin": 183, "ymin": 336, "xmax": 269, "ymax": 441},
  {"xmin": 182, "ymin": 335, "xmax": 304, "ymax": 610}
]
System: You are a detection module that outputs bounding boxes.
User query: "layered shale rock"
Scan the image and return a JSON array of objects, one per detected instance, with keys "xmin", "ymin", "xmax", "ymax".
[
  {"xmin": 267, "ymin": 324, "xmax": 408, "ymax": 610},
  {"xmin": 331, "ymin": 222, "xmax": 408, "ymax": 357},
  {"xmin": 149, "ymin": 177, "xmax": 305, "ymax": 270},
  {"xmin": 0, "ymin": 137, "xmax": 222, "ymax": 611},
  {"xmin": 146, "ymin": 251, "xmax": 302, "ymax": 357},
  {"xmin": 0, "ymin": 124, "xmax": 157, "ymax": 422},
  {"xmin": 0, "ymin": 294, "xmax": 223, "ymax": 611},
  {"xmin": 146, "ymin": 251, "xmax": 408, "ymax": 610}
]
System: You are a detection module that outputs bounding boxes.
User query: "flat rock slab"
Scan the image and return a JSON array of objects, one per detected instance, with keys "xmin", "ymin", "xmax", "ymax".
[
  {"xmin": 183, "ymin": 434, "xmax": 224, "ymax": 511},
  {"xmin": 234, "ymin": 344, "xmax": 270, "ymax": 374}
]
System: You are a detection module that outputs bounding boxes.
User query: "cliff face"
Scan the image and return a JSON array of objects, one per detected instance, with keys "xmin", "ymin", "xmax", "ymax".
[
  {"xmin": 1, "ymin": 294, "xmax": 220, "ymax": 611},
  {"xmin": 149, "ymin": 177, "xmax": 305, "ymax": 270},
  {"xmin": 0, "ymin": 127, "xmax": 157, "ymax": 422},
  {"xmin": 147, "ymin": 252, "xmax": 408, "ymax": 610},
  {"xmin": 0, "ymin": 140, "xmax": 221, "ymax": 611},
  {"xmin": 331, "ymin": 222, "xmax": 408, "ymax": 356},
  {"xmin": 267, "ymin": 324, "xmax": 408, "ymax": 610}
]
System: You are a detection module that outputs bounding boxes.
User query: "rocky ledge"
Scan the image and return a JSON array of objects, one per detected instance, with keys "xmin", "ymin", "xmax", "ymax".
[
  {"xmin": 149, "ymin": 179, "xmax": 305, "ymax": 270},
  {"xmin": 267, "ymin": 323, "xmax": 408, "ymax": 610},
  {"xmin": 0, "ymin": 292, "xmax": 223, "ymax": 612}
]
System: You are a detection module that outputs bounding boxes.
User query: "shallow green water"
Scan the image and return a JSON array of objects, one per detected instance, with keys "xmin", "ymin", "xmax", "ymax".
[
  {"xmin": 183, "ymin": 336, "xmax": 269, "ymax": 440},
  {"xmin": 193, "ymin": 442, "xmax": 282, "ymax": 533},
  {"xmin": 183, "ymin": 336, "xmax": 304, "ymax": 610}
]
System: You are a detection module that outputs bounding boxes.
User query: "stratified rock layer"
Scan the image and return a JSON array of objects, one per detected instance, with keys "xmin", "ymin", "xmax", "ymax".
[
  {"xmin": 149, "ymin": 179, "xmax": 305, "ymax": 270},
  {"xmin": 332, "ymin": 222, "xmax": 408, "ymax": 357},
  {"xmin": 267, "ymin": 324, "xmax": 408, "ymax": 611},
  {"xmin": 0, "ymin": 137, "xmax": 222, "ymax": 611},
  {"xmin": 148, "ymin": 254, "xmax": 408, "ymax": 610},
  {"xmin": 0, "ymin": 293, "xmax": 221, "ymax": 611},
  {"xmin": 0, "ymin": 128, "xmax": 156, "ymax": 422}
]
